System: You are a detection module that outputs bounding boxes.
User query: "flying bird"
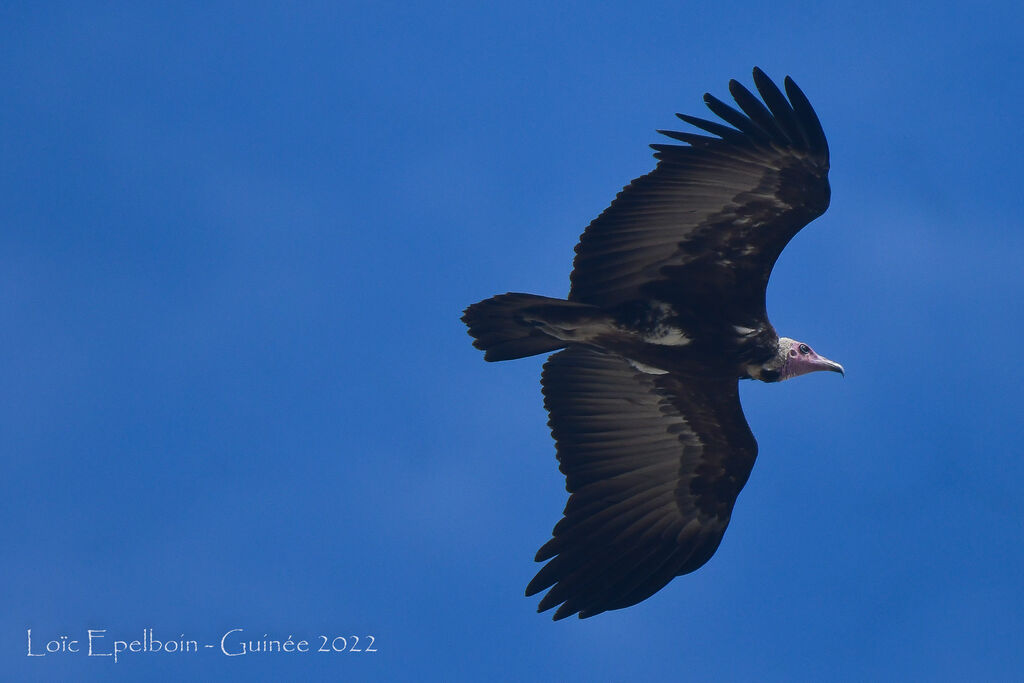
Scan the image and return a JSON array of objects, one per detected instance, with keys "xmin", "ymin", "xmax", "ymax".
[{"xmin": 462, "ymin": 68, "xmax": 842, "ymax": 620}]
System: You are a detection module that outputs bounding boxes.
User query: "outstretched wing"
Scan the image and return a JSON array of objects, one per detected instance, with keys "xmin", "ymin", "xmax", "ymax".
[
  {"xmin": 569, "ymin": 68, "xmax": 830, "ymax": 316},
  {"xmin": 530, "ymin": 347, "xmax": 758, "ymax": 619}
]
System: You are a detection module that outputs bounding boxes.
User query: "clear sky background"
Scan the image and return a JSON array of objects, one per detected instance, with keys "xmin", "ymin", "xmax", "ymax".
[{"xmin": 3, "ymin": 2, "xmax": 1023, "ymax": 681}]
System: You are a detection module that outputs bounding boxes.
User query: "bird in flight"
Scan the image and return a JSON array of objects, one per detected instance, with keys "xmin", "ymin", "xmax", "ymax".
[{"xmin": 462, "ymin": 68, "xmax": 843, "ymax": 620}]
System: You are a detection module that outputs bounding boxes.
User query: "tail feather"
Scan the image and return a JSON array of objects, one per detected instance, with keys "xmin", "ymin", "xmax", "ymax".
[{"xmin": 462, "ymin": 293, "xmax": 610, "ymax": 362}]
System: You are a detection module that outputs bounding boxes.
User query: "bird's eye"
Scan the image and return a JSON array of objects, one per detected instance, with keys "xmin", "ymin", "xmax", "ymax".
[{"xmin": 798, "ymin": 344, "xmax": 810, "ymax": 355}]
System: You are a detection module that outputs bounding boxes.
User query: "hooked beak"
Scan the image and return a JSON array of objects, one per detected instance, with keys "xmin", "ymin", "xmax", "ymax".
[
  {"xmin": 782, "ymin": 349, "xmax": 845, "ymax": 380},
  {"xmin": 817, "ymin": 357, "xmax": 845, "ymax": 377}
]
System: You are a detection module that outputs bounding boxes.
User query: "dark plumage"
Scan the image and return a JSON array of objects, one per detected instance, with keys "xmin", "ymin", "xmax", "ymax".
[{"xmin": 462, "ymin": 68, "xmax": 844, "ymax": 620}]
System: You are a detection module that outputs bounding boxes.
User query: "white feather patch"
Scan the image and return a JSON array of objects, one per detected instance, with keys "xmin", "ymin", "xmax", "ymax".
[
  {"xmin": 628, "ymin": 360, "xmax": 669, "ymax": 375},
  {"xmin": 643, "ymin": 301, "xmax": 692, "ymax": 346},
  {"xmin": 644, "ymin": 326, "xmax": 692, "ymax": 346}
]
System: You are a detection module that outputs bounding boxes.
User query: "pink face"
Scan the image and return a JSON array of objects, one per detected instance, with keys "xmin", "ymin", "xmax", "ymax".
[{"xmin": 781, "ymin": 340, "xmax": 845, "ymax": 380}]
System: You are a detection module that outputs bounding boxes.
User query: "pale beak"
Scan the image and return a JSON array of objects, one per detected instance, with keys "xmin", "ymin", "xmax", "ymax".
[
  {"xmin": 818, "ymin": 357, "xmax": 845, "ymax": 377},
  {"xmin": 783, "ymin": 349, "xmax": 845, "ymax": 380}
]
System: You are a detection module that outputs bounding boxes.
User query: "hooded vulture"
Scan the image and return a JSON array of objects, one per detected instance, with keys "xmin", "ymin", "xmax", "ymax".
[{"xmin": 462, "ymin": 68, "xmax": 843, "ymax": 620}]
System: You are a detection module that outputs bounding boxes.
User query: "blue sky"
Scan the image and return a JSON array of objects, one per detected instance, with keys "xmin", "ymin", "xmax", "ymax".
[{"xmin": 3, "ymin": 2, "xmax": 1023, "ymax": 680}]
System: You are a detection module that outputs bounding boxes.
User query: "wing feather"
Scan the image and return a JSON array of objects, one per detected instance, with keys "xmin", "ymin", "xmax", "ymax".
[
  {"xmin": 729, "ymin": 79, "xmax": 788, "ymax": 141},
  {"xmin": 673, "ymin": 112, "xmax": 744, "ymax": 140},
  {"xmin": 703, "ymin": 92, "xmax": 772, "ymax": 140},
  {"xmin": 751, "ymin": 67, "xmax": 804, "ymax": 146},
  {"xmin": 532, "ymin": 347, "xmax": 758, "ymax": 619},
  {"xmin": 568, "ymin": 69, "xmax": 830, "ymax": 314}
]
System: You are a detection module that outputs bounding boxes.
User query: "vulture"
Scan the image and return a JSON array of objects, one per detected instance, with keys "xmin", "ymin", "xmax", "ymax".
[{"xmin": 462, "ymin": 68, "xmax": 843, "ymax": 620}]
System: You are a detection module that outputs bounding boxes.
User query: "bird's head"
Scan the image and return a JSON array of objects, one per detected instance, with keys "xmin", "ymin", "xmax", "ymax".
[
  {"xmin": 749, "ymin": 337, "xmax": 845, "ymax": 382},
  {"xmin": 776, "ymin": 337, "xmax": 844, "ymax": 381}
]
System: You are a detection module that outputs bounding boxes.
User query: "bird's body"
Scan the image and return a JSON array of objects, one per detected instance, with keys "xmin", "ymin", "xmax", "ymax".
[{"xmin": 462, "ymin": 69, "xmax": 843, "ymax": 620}]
